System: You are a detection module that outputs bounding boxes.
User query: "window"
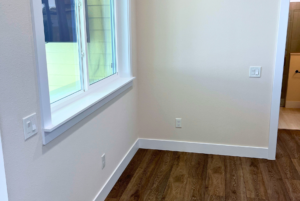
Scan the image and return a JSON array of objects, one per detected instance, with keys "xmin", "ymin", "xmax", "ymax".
[
  {"xmin": 32, "ymin": 0, "xmax": 133, "ymax": 144},
  {"xmin": 41, "ymin": 0, "xmax": 117, "ymax": 103}
]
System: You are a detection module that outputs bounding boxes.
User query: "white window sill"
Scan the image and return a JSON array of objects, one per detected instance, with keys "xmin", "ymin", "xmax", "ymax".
[{"xmin": 43, "ymin": 77, "xmax": 135, "ymax": 144}]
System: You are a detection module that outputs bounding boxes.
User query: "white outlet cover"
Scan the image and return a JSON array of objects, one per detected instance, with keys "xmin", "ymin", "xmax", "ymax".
[
  {"xmin": 101, "ymin": 154, "xmax": 105, "ymax": 169},
  {"xmin": 22, "ymin": 113, "xmax": 38, "ymax": 140},
  {"xmin": 175, "ymin": 118, "xmax": 182, "ymax": 128}
]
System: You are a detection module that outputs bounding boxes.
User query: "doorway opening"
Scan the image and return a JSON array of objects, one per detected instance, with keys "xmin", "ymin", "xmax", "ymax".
[{"xmin": 279, "ymin": 1, "xmax": 300, "ymax": 130}]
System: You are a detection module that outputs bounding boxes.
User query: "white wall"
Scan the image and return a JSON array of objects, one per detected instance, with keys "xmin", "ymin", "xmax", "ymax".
[
  {"xmin": 0, "ymin": 131, "xmax": 8, "ymax": 201},
  {"xmin": 0, "ymin": 0, "xmax": 138, "ymax": 201},
  {"xmin": 136, "ymin": 0, "xmax": 281, "ymax": 147}
]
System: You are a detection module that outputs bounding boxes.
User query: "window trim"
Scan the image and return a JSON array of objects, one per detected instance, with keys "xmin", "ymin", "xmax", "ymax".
[{"xmin": 31, "ymin": 0, "xmax": 133, "ymax": 145}]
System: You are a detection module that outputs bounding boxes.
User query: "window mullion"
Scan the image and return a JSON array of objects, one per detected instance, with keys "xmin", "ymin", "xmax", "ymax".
[
  {"xmin": 77, "ymin": 0, "xmax": 89, "ymax": 92},
  {"xmin": 110, "ymin": 0, "xmax": 117, "ymax": 75}
]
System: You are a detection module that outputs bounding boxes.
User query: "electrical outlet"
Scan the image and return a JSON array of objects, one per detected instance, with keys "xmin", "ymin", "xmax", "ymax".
[
  {"xmin": 101, "ymin": 154, "xmax": 105, "ymax": 169},
  {"xmin": 23, "ymin": 113, "xmax": 38, "ymax": 140},
  {"xmin": 175, "ymin": 118, "xmax": 182, "ymax": 128}
]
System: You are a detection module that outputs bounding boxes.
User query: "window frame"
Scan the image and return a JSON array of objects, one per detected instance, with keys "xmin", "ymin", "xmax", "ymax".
[{"xmin": 31, "ymin": 0, "xmax": 134, "ymax": 145}]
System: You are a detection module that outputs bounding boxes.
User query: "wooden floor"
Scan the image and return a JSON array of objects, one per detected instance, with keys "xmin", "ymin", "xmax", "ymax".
[
  {"xmin": 279, "ymin": 107, "xmax": 300, "ymax": 130},
  {"xmin": 105, "ymin": 130, "xmax": 300, "ymax": 201}
]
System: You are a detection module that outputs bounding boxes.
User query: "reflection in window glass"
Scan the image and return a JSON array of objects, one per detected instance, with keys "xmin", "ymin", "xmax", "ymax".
[
  {"xmin": 42, "ymin": 0, "xmax": 82, "ymax": 103},
  {"xmin": 86, "ymin": 0, "xmax": 116, "ymax": 84}
]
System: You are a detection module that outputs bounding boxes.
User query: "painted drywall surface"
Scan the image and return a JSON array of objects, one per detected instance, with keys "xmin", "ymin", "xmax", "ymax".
[
  {"xmin": 286, "ymin": 54, "xmax": 300, "ymax": 105},
  {"xmin": 0, "ymin": 131, "xmax": 8, "ymax": 201},
  {"xmin": 136, "ymin": 0, "xmax": 280, "ymax": 147},
  {"xmin": 0, "ymin": 0, "xmax": 138, "ymax": 201}
]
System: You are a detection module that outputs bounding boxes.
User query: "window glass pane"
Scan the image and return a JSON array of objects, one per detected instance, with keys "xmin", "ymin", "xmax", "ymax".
[
  {"xmin": 42, "ymin": 0, "xmax": 82, "ymax": 103},
  {"xmin": 86, "ymin": 0, "xmax": 116, "ymax": 85}
]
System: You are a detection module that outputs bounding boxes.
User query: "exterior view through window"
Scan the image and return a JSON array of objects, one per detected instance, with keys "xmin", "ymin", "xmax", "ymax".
[{"xmin": 41, "ymin": 0, "xmax": 116, "ymax": 103}]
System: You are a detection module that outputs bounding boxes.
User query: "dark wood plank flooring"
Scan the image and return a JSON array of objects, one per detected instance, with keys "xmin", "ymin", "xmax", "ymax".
[{"xmin": 105, "ymin": 130, "xmax": 300, "ymax": 201}]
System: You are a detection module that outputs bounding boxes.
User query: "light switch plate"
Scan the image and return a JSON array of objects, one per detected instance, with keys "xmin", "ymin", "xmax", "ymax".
[
  {"xmin": 23, "ymin": 113, "xmax": 38, "ymax": 140},
  {"xmin": 249, "ymin": 66, "xmax": 262, "ymax": 78}
]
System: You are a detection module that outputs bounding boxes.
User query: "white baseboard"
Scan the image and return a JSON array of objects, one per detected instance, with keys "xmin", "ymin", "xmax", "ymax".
[
  {"xmin": 139, "ymin": 138, "xmax": 269, "ymax": 159},
  {"xmin": 285, "ymin": 101, "xmax": 300, "ymax": 108},
  {"xmin": 94, "ymin": 138, "xmax": 268, "ymax": 201},
  {"xmin": 93, "ymin": 139, "xmax": 139, "ymax": 201}
]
